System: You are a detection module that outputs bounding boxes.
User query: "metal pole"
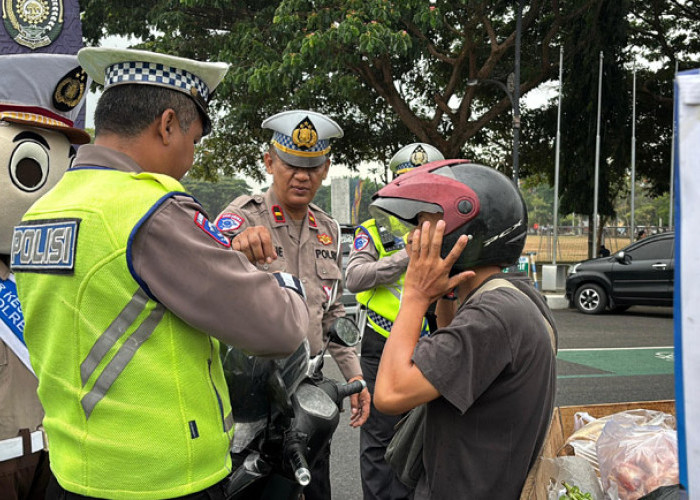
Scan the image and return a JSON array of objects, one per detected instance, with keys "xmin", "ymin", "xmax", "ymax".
[
  {"xmin": 593, "ymin": 51, "xmax": 603, "ymax": 258},
  {"xmin": 512, "ymin": 0, "xmax": 523, "ymax": 186},
  {"xmin": 630, "ymin": 63, "xmax": 637, "ymax": 244},
  {"xmin": 553, "ymin": 46, "xmax": 563, "ymax": 265},
  {"xmin": 669, "ymin": 60, "xmax": 678, "ymax": 229}
]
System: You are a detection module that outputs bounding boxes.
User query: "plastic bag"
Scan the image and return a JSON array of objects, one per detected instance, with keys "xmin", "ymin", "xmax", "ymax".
[
  {"xmin": 596, "ymin": 410, "xmax": 678, "ymax": 500},
  {"xmin": 564, "ymin": 412, "xmax": 614, "ymax": 474},
  {"xmin": 540, "ymin": 456, "xmax": 604, "ymax": 500}
]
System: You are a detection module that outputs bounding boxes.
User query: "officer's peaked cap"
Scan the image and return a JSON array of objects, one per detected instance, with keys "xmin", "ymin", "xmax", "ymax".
[
  {"xmin": 78, "ymin": 47, "xmax": 229, "ymax": 136},
  {"xmin": 263, "ymin": 110, "xmax": 343, "ymax": 168}
]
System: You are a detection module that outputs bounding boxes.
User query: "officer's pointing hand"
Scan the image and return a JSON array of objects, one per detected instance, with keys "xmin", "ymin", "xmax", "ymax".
[{"xmin": 232, "ymin": 226, "xmax": 277, "ymax": 265}]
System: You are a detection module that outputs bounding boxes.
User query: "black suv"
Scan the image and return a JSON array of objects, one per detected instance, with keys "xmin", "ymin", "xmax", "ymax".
[{"xmin": 565, "ymin": 232, "xmax": 675, "ymax": 314}]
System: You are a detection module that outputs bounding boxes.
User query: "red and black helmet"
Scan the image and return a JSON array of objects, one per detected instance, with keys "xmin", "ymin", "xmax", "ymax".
[{"xmin": 369, "ymin": 159, "xmax": 527, "ymax": 271}]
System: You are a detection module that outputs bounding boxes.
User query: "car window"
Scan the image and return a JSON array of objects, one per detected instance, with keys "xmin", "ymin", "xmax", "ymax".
[{"xmin": 627, "ymin": 238, "xmax": 673, "ymax": 261}]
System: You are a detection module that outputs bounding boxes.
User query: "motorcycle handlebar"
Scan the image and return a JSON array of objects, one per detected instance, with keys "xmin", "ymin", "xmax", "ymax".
[
  {"xmin": 286, "ymin": 441, "xmax": 311, "ymax": 486},
  {"xmin": 336, "ymin": 379, "xmax": 366, "ymax": 400}
]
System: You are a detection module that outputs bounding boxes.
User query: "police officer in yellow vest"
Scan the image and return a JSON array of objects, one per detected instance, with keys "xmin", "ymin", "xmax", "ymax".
[
  {"xmin": 345, "ymin": 143, "xmax": 444, "ymax": 500},
  {"xmin": 10, "ymin": 47, "xmax": 309, "ymax": 500},
  {"xmin": 0, "ymin": 53, "xmax": 91, "ymax": 500}
]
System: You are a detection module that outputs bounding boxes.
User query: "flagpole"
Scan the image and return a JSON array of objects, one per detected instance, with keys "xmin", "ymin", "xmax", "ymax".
[
  {"xmin": 630, "ymin": 63, "xmax": 637, "ymax": 244},
  {"xmin": 669, "ymin": 60, "xmax": 679, "ymax": 229},
  {"xmin": 552, "ymin": 46, "xmax": 563, "ymax": 265},
  {"xmin": 593, "ymin": 51, "xmax": 603, "ymax": 258}
]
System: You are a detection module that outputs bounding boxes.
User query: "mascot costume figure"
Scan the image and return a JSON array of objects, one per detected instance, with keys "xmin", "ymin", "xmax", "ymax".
[{"xmin": 0, "ymin": 53, "xmax": 89, "ymax": 499}]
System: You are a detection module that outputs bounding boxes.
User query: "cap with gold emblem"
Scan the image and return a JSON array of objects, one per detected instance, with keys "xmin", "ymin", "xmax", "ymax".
[
  {"xmin": 0, "ymin": 53, "xmax": 91, "ymax": 144},
  {"xmin": 263, "ymin": 110, "xmax": 344, "ymax": 168},
  {"xmin": 389, "ymin": 142, "xmax": 445, "ymax": 176},
  {"xmin": 77, "ymin": 47, "xmax": 230, "ymax": 136}
]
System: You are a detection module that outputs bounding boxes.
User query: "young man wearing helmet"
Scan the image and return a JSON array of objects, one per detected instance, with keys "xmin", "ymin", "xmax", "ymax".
[
  {"xmin": 345, "ymin": 143, "xmax": 443, "ymax": 500},
  {"xmin": 372, "ymin": 160, "xmax": 557, "ymax": 499}
]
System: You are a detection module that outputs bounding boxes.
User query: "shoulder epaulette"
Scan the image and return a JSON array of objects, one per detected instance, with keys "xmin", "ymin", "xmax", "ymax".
[{"xmin": 309, "ymin": 202, "xmax": 329, "ymax": 216}]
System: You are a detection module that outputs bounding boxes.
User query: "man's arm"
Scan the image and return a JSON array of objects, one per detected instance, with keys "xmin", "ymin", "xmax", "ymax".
[
  {"xmin": 132, "ymin": 196, "xmax": 308, "ymax": 357},
  {"xmin": 216, "ymin": 201, "xmax": 278, "ymax": 265},
  {"xmin": 344, "ymin": 233, "xmax": 408, "ymax": 292},
  {"xmin": 374, "ymin": 221, "xmax": 472, "ymax": 415},
  {"xmin": 324, "ymin": 233, "xmax": 370, "ymax": 427}
]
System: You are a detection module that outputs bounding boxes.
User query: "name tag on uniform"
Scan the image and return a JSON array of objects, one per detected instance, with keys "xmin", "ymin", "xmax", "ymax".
[{"xmin": 10, "ymin": 219, "xmax": 80, "ymax": 274}]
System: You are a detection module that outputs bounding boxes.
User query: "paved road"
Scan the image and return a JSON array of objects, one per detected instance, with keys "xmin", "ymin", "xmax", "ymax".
[{"xmin": 325, "ymin": 305, "xmax": 675, "ymax": 500}]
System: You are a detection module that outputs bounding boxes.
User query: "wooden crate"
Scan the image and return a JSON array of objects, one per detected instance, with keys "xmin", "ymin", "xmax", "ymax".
[
  {"xmin": 546, "ymin": 400, "xmax": 676, "ymax": 457},
  {"xmin": 521, "ymin": 400, "xmax": 676, "ymax": 499}
]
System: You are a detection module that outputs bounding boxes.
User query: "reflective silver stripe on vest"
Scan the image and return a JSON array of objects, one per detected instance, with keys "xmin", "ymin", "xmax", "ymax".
[
  {"xmin": 378, "ymin": 284, "xmax": 402, "ymax": 301},
  {"xmin": 80, "ymin": 289, "xmax": 150, "ymax": 385},
  {"xmin": 80, "ymin": 290, "xmax": 165, "ymax": 419},
  {"xmin": 224, "ymin": 411, "xmax": 234, "ymax": 433}
]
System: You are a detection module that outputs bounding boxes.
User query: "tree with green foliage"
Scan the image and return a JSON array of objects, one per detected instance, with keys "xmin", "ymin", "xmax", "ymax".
[
  {"xmin": 80, "ymin": 0, "xmax": 599, "ymax": 181},
  {"xmin": 179, "ymin": 176, "xmax": 252, "ymax": 216}
]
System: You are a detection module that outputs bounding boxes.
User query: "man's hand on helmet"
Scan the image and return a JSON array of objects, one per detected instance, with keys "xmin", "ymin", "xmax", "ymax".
[{"xmin": 403, "ymin": 217, "xmax": 474, "ymax": 306}]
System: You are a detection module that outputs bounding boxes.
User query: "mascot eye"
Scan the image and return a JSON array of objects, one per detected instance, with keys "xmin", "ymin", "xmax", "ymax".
[{"xmin": 10, "ymin": 140, "xmax": 50, "ymax": 192}]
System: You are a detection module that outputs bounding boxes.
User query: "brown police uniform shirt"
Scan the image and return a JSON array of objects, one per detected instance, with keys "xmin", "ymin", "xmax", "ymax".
[
  {"xmin": 344, "ymin": 222, "xmax": 408, "ymax": 294},
  {"xmin": 0, "ymin": 260, "xmax": 44, "ymax": 442},
  {"xmin": 216, "ymin": 190, "xmax": 362, "ymax": 380},
  {"xmin": 71, "ymin": 145, "xmax": 308, "ymax": 357}
]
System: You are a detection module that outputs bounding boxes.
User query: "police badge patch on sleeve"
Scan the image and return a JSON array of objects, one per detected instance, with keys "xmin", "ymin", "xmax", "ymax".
[
  {"xmin": 353, "ymin": 233, "xmax": 370, "ymax": 251},
  {"xmin": 10, "ymin": 218, "xmax": 80, "ymax": 274},
  {"xmin": 216, "ymin": 213, "xmax": 244, "ymax": 233},
  {"xmin": 195, "ymin": 212, "xmax": 231, "ymax": 247}
]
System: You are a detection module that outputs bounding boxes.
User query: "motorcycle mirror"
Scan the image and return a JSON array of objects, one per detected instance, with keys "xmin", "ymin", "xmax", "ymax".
[{"xmin": 328, "ymin": 317, "xmax": 361, "ymax": 347}]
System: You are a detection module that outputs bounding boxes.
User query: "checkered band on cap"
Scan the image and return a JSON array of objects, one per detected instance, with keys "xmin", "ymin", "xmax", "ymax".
[
  {"xmin": 272, "ymin": 131, "xmax": 330, "ymax": 157},
  {"xmin": 394, "ymin": 161, "xmax": 415, "ymax": 173},
  {"xmin": 104, "ymin": 61, "xmax": 210, "ymax": 102}
]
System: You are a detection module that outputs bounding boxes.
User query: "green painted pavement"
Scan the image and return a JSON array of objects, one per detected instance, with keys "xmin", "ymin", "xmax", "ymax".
[{"xmin": 557, "ymin": 347, "xmax": 674, "ymax": 379}]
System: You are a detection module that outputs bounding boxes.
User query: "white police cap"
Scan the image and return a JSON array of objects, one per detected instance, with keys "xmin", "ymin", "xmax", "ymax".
[
  {"xmin": 77, "ymin": 47, "xmax": 229, "ymax": 135},
  {"xmin": 389, "ymin": 143, "xmax": 445, "ymax": 175},
  {"xmin": 0, "ymin": 53, "xmax": 90, "ymax": 144},
  {"xmin": 263, "ymin": 110, "xmax": 343, "ymax": 168}
]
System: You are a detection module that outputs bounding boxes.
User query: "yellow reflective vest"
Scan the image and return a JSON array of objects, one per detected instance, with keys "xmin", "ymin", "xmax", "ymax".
[
  {"xmin": 355, "ymin": 219, "xmax": 428, "ymax": 338},
  {"xmin": 13, "ymin": 168, "xmax": 233, "ymax": 499}
]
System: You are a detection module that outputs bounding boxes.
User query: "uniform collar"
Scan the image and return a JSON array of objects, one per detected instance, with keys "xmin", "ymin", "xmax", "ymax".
[
  {"xmin": 72, "ymin": 144, "xmax": 145, "ymax": 174},
  {"xmin": 263, "ymin": 189, "xmax": 318, "ymax": 231}
]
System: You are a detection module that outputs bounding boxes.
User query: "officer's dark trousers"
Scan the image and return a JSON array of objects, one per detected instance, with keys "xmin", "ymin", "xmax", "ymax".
[
  {"xmin": 359, "ymin": 325, "xmax": 413, "ymax": 500},
  {"xmin": 0, "ymin": 446, "xmax": 49, "ymax": 500}
]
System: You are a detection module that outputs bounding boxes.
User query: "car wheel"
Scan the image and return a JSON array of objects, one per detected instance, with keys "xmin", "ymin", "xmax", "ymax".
[{"xmin": 574, "ymin": 283, "xmax": 607, "ymax": 314}]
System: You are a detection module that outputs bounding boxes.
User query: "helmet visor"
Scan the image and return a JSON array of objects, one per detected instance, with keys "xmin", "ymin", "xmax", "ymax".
[{"xmin": 369, "ymin": 197, "xmax": 444, "ymax": 239}]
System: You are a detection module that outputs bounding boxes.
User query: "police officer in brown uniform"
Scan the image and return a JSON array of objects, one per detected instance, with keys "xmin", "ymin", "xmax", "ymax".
[
  {"xmin": 216, "ymin": 110, "xmax": 370, "ymax": 500},
  {"xmin": 0, "ymin": 53, "xmax": 91, "ymax": 500}
]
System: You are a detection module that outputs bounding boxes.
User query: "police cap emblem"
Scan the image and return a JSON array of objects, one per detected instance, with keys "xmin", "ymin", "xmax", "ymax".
[
  {"xmin": 292, "ymin": 117, "xmax": 318, "ymax": 149},
  {"xmin": 53, "ymin": 66, "xmax": 88, "ymax": 112}
]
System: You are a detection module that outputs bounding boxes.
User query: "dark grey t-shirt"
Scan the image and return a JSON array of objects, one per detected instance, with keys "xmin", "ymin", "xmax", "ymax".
[{"xmin": 412, "ymin": 274, "xmax": 557, "ymax": 500}]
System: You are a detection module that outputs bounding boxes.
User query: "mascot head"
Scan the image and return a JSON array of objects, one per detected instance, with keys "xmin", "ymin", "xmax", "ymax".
[{"xmin": 0, "ymin": 53, "xmax": 90, "ymax": 254}]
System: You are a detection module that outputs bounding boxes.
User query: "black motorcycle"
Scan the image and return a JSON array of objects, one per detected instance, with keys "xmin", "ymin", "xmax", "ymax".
[{"xmin": 222, "ymin": 317, "xmax": 365, "ymax": 499}]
